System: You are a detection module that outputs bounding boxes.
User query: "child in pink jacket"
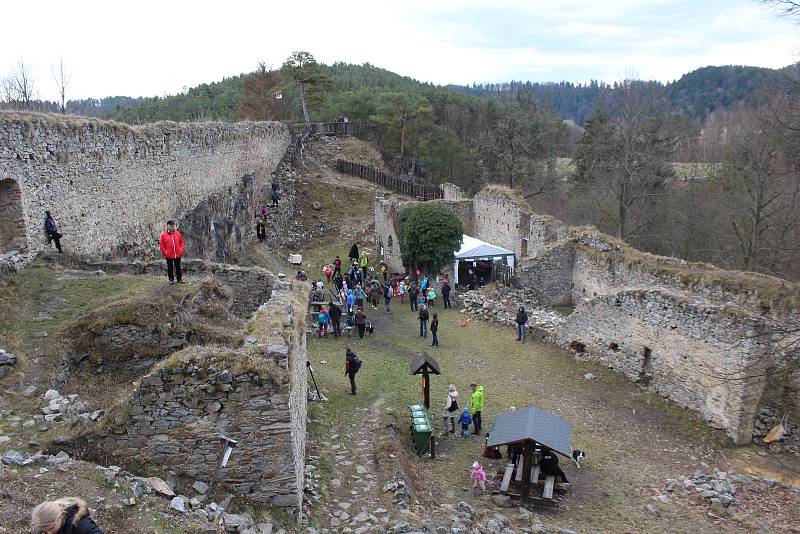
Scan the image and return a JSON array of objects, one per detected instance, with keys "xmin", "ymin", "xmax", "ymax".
[{"xmin": 470, "ymin": 461, "xmax": 486, "ymax": 492}]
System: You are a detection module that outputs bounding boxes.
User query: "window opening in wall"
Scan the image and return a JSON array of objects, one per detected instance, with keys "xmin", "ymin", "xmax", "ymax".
[
  {"xmin": 570, "ymin": 340, "xmax": 586, "ymax": 353},
  {"xmin": 0, "ymin": 178, "xmax": 27, "ymax": 254},
  {"xmin": 521, "ymin": 238, "xmax": 528, "ymax": 257},
  {"xmin": 639, "ymin": 346, "xmax": 653, "ymax": 386}
]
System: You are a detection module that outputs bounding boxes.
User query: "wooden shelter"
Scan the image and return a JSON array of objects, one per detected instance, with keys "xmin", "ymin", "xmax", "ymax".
[{"xmin": 487, "ymin": 407, "xmax": 573, "ymax": 505}]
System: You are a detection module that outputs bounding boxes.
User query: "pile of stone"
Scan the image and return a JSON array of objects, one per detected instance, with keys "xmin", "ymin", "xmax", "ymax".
[
  {"xmin": 660, "ymin": 468, "xmax": 741, "ymax": 514},
  {"xmin": 0, "ymin": 348, "xmax": 16, "ymax": 378},
  {"xmin": 458, "ymin": 288, "xmax": 565, "ymax": 334},
  {"xmin": 382, "ymin": 476, "xmax": 410, "ymax": 511},
  {"xmin": 752, "ymin": 406, "xmax": 798, "ymax": 456},
  {"xmin": 37, "ymin": 389, "xmax": 104, "ymax": 425}
]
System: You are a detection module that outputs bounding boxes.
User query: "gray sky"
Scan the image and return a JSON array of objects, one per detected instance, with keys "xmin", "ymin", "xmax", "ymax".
[{"xmin": 1, "ymin": 0, "xmax": 798, "ymax": 101}]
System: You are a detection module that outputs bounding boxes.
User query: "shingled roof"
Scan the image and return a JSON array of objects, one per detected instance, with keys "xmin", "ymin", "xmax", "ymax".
[{"xmin": 487, "ymin": 406, "xmax": 573, "ymax": 458}]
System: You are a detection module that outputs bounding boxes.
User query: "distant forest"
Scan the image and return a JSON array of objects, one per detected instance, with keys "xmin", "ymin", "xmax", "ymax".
[{"xmin": 3, "ymin": 57, "xmax": 799, "ymax": 281}]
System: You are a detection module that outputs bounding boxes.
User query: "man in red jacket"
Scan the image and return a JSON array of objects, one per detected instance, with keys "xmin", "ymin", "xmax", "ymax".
[{"xmin": 159, "ymin": 220, "xmax": 185, "ymax": 284}]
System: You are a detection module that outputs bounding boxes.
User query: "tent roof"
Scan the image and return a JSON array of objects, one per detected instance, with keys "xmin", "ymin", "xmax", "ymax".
[
  {"xmin": 486, "ymin": 406, "xmax": 573, "ymax": 458},
  {"xmin": 455, "ymin": 234, "xmax": 515, "ymax": 260}
]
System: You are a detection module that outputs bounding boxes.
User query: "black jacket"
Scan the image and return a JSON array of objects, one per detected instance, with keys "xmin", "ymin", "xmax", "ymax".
[
  {"xmin": 349, "ymin": 244, "xmax": 359, "ymax": 259},
  {"xmin": 418, "ymin": 308, "xmax": 429, "ymax": 321},
  {"xmin": 515, "ymin": 310, "xmax": 528, "ymax": 325},
  {"xmin": 329, "ymin": 304, "xmax": 342, "ymax": 320},
  {"xmin": 441, "ymin": 284, "xmax": 451, "ymax": 296},
  {"xmin": 60, "ymin": 505, "xmax": 103, "ymax": 534},
  {"xmin": 409, "ymin": 286, "xmax": 419, "ymax": 298},
  {"xmin": 430, "ymin": 318, "xmax": 438, "ymax": 333}
]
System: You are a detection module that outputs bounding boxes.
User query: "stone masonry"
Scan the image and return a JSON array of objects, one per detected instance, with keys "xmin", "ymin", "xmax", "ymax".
[
  {"xmin": 98, "ymin": 282, "xmax": 308, "ymax": 508},
  {"xmin": 0, "ymin": 111, "xmax": 289, "ymax": 261},
  {"xmin": 373, "ymin": 183, "xmax": 800, "ymax": 444}
]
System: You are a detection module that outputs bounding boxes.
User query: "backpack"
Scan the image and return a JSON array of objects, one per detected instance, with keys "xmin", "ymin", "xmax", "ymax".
[{"xmin": 349, "ymin": 354, "xmax": 362, "ymax": 373}]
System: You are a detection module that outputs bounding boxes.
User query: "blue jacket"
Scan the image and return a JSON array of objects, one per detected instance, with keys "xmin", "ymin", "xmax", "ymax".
[{"xmin": 458, "ymin": 409, "xmax": 472, "ymax": 425}]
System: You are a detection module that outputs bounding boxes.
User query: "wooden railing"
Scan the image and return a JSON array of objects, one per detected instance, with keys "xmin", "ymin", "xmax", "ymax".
[
  {"xmin": 288, "ymin": 122, "xmax": 352, "ymax": 137},
  {"xmin": 335, "ymin": 160, "xmax": 443, "ymax": 200}
]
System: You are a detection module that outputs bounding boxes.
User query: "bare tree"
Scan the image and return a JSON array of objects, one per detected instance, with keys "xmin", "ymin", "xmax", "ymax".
[
  {"xmin": 51, "ymin": 58, "xmax": 71, "ymax": 114},
  {"xmin": 760, "ymin": 0, "xmax": 800, "ymax": 21},
  {"xmin": 5, "ymin": 58, "xmax": 36, "ymax": 109}
]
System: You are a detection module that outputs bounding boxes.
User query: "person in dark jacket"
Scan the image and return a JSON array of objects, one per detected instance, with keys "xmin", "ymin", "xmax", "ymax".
[
  {"xmin": 44, "ymin": 211, "xmax": 63, "ymax": 253},
  {"xmin": 271, "ymin": 188, "xmax": 281, "ymax": 207},
  {"xmin": 355, "ymin": 307, "xmax": 367, "ymax": 339},
  {"xmin": 30, "ymin": 497, "xmax": 104, "ymax": 534},
  {"xmin": 418, "ymin": 305, "xmax": 429, "ymax": 337},
  {"xmin": 345, "ymin": 348, "xmax": 361, "ymax": 395},
  {"xmin": 256, "ymin": 217, "xmax": 266, "ymax": 241},
  {"xmin": 540, "ymin": 448, "xmax": 569, "ymax": 482},
  {"xmin": 349, "ymin": 242, "xmax": 360, "ymax": 263},
  {"xmin": 430, "ymin": 312, "xmax": 439, "ymax": 347},
  {"xmin": 515, "ymin": 306, "xmax": 529, "ymax": 342},
  {"xmin": 441, "ymin": 279, "xmax": 452, "ymax": 309},
  {"xmin": 328, "ymin": 301, "xmax": 343, "ymax": 337},
  {"xmin": 383, "ymin": 283, "xmax": 392, "ymax": 313},
  {"xmin": 408, "ymin": 283, "xmax": 419, "ymax": 312}
]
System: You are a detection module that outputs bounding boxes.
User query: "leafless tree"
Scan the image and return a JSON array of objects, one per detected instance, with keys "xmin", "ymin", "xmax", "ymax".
[
  {"xmin": 760, "ymin": 0, "xmax": 800, "ymax": 22},
  {"xmin": 5, "ymin": 58, "xmax": 36, "ymax": 108},
  {"xmin": 51, "ymin": 58, "xmax": 71, "ymax": 114}
]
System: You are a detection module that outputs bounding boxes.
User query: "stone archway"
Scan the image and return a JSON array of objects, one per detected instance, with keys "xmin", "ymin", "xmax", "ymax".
[{"xmin": 0, "ymin": 178, "xmax": 27, "ymax": 253}]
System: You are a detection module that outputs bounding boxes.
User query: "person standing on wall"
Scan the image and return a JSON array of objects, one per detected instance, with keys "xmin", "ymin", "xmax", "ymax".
[
  {"xmin": 271, "ymin": 178, "xmax": 280, "ymax": 207},
  {"xmin": 345, "ymin": 347, "xmax": 362, "ymax": 395},
  {"xmin": 44, "ymin": 211, "xmax": 63, "ymax": 253},
  {"xmin": 470, "ymin": 383, "xmax": 484, "ymax": 435},
  {"xmin": 515, "ymin": 306, "xmax": 529, "ymax": 343},
  {"xmin": 441, "ymin": 278, "xmax": 452, "ymax": 309},
  {"xmin": 159, "ymin": 220, "xmax": 185, "ymax": 285}
]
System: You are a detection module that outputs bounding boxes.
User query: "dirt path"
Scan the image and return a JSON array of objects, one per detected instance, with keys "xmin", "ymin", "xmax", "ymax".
[{"xmin": 307, "ymin": 396, "xmax": 400, "ymax": 532}]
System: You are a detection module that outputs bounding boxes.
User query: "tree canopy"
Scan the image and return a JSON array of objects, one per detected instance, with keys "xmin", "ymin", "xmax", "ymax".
[{"xmin": 398, "ymin": 204, "xmax": 463, "ymax": 273}]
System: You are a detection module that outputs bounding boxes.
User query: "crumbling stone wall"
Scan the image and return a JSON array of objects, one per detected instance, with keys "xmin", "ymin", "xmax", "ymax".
[
  {"xmin": 0, "ymin": 112, "xmax": 289, "ymax": 261},
  {"xmin": 555, "ymin": 289, "xmax": 769, "ymax": 443},
  {"xmin": 101, "ymin": 283, "xmax": 307, "ymax": 508}
]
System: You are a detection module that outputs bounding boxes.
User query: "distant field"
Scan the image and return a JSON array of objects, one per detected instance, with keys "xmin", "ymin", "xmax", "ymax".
[{"xmin": 554, "ymin": 158, "xmax": 716, "ymax": 180}]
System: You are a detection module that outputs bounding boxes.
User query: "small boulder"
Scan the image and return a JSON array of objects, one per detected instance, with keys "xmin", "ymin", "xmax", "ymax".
[
  {"xmin": 492, "ymin": 494, "xmax": 513, "ymax": 508},
  {"xmin": 170, "ymin": 496, "xmax": 186, "ymax": 513},
  {"xmin": 192, "ymin": 480, "xmax": 209, "ymax": 494}
]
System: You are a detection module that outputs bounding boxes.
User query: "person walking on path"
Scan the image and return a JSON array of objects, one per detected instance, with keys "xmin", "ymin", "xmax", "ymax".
[
  {"xmin": 329, "ymin": 301, "xmax": 342, "ymax": 337},
  {"xmin": 256, "ymin": 217, "xmax": 266, "ymax": 241},
  {"xmin": 159, "ymin": 220, "xmax": 185, "ymax": 284},
  {"xmin": 443, "ymin": 384, "xmax": 458, "ymax": 434},
  {"xmin": 317, "ymin": 306, "xmax": 330, "ymax": 337},
  {"xmin": 355, "ymin": 306, "xmax": 367, "ymax": 339},
  {"xmin": 470, "ymin": 383, "xmax": 484, "ymax": 435},
  {"xmin": 369, "ymin": 283, "xmax": 381, "ymax": 310},
  {"xmin": 44, "ymin": 211, "xmax": 63, "ymax": 253},
  {"xmin": 353, "ymin": 285, "xmax": 366, "ymax": 309},
  {"xmin": 261, "ymin": 206, "xmax": 270, "ymax": 220},
  {"xmin": 359, "ymin": 251, "xmax": 369, "ymax": 279},
  {"xmin": 383, "ymin": 282, "xmax": 393, "ymax": 313},
  {"xmin": 430, "ymin": 312, "xmax": 439, "ymax": 347},
  {"xmin": 345, "ymin": 348, "xmax": 362, "ymax": 395},
  {"xmin": 441, "ymin": 279, "xmax": 452, "ymax": 309},
  {"xmin": 515, "ymin": 306, "xmax": 529, "ymax": 342},
  {"xmin": 426, "ymin": 286, "xmax": 437, "ymax": 308},
  {"xmin": 418, "ymin": 304, "xmax": 429, "ymax": 338},
  {"xmin": 409, "ymin": 282, "xmax": 419, "ymax": 312},
  {"xmin": 349, "ymin": 242, "xmax": 360, "ymax": 264},
  {"xmin": 30, "ymin": 497, "xmax": 104, "ymax": 534},
  {"xmin": 399, "ymin": 279, "xmax": 406, "ymax": 304},
  {"xmin": 333, "ymin": 256, "xmax": 342, "ymax": 278}
]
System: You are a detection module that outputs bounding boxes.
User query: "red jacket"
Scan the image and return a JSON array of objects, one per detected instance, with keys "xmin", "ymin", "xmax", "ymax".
[{"xmin": 159, "ymin": 230, "xmax": 185, "ymax": 259}]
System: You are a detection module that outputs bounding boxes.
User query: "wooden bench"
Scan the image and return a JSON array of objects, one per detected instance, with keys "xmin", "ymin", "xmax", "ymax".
[{"xmin": 542, "ymin": 475, "xmax": 555, "ymax": 499}]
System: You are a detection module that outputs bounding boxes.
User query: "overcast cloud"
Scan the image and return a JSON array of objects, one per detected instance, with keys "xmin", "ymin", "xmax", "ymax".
[{"xmin": 1, "ymin": 0, "xmax": 798, "ymax": 101}]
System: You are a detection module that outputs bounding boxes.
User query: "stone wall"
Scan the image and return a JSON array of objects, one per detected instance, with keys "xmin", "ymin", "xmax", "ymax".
[
  {"xmin": 440, "ymin": 182, "xmax": 466, "ymax": 200},
  {"xmin": 555, "ymin": 289, "xmax": 769, "ymax": 443},
  {"xmin": 64, "ymin": 257, "xmax": 273, "ymax": 318},
  {"xmin": 0, "ymin": 112, "xmax": 289, "ymax": 262},
  {"xmin": 376, "ymin": 183, "xmax": 800, "ymax": 444},
  {"xmin": 0, "ymin": 177, "xmax": 26, "ymax": 253},
  {"xmin": 100, "ymin": 282, "xmax": 307, "ymax": 508}
]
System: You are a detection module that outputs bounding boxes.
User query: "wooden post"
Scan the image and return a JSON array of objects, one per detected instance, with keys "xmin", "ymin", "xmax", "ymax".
[
  {"xmin": 422, "ymin": 368, "xmax": 430, "ymax": 409},
  {"xmin": 521, "ymin": 442, "xmax": 534, "ymax": 503}
]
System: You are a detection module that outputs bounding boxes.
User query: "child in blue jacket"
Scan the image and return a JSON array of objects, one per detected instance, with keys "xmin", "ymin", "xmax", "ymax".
[{"xmin": 458, "ymin": 409, "xmax": 473, "ymax": 437}]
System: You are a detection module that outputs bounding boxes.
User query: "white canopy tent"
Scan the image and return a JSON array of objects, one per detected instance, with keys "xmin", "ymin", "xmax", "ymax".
[{"xmin": 453, "ymin": 234, "xmax": 516, "ymax": 284}]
